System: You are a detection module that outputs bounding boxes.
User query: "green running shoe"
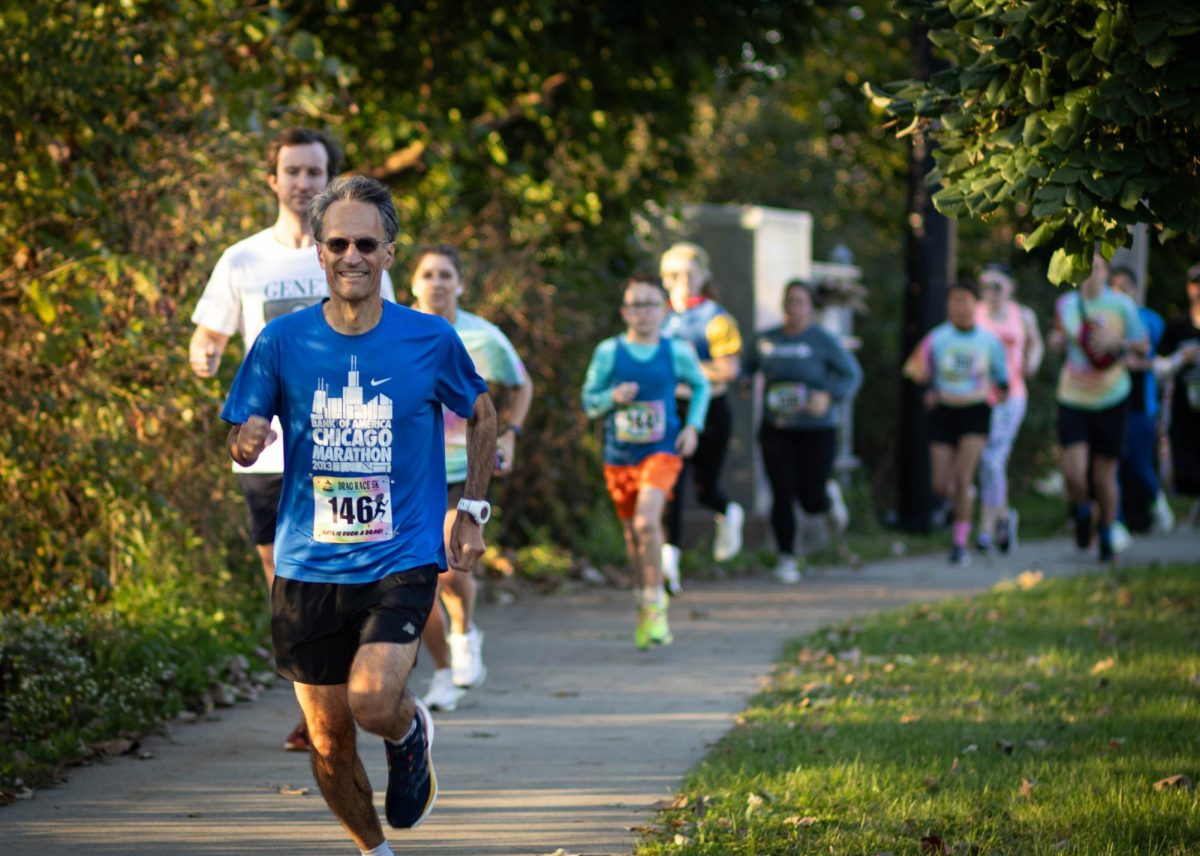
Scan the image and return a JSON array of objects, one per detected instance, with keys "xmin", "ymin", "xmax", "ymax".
[{"xmin": 635, "ymin": 605, "xmax": 673, "ymax": 650}]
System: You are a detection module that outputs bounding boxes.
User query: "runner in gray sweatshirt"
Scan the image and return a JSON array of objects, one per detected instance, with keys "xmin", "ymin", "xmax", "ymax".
[{"xmin": 743, "ymin": 280, "xmax": 862, "ymax": 581}]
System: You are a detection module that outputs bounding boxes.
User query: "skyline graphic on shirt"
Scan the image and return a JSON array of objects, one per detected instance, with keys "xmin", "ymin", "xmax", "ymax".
[{"xmin": 310, "ymin": 356, "xmax": 394, "ymax": 474}]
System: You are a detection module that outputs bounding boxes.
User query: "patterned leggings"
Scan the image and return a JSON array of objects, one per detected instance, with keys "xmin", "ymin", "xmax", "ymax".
[{"xmin": 979, "ymin": 395, "xmax": 1027, "ymax": 509}]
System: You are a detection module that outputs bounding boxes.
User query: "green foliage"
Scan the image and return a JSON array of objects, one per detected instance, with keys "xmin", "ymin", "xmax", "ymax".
[
  {"xmin": 1, "ymin": 1, "xmax": 822, "ymax": 610},
  {"xmin": 0, "ymin": 585, "xmax": 269, "ymax": 803},
  {"xmin": 866, "ymin": 0, "xmax": 1200, "ymax": 283},
  {"xmin": 0, "ymin": 1, "xmax": 305, "ymax": 609},
  {"xmin": 637, "ymin": 564, "xmax": 1200, "ymax": 854}
]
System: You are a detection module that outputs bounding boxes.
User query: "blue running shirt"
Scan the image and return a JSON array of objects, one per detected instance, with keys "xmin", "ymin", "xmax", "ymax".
[{"xmin": 221, "ymin": 301, "xmax": 487, "ymax": 583}]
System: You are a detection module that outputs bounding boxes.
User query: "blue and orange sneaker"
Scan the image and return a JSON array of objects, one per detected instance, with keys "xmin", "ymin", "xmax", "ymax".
[{"xmin": 384, "ymin": 697, "xmax": 437, "ymax": 829}]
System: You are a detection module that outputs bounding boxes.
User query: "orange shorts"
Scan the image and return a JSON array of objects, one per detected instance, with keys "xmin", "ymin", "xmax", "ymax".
[{"xmin": 603, "ymin": 452, "xmax": 683, "ymax": 520}]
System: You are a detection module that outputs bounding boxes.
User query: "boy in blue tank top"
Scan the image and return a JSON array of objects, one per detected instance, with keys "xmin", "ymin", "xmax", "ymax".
[{"xmin": 582, "ymin": 275, "xmax": 710, "ymax": 650}]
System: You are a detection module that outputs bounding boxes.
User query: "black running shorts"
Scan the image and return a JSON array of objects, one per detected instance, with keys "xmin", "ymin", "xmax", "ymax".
[
  {"xmin": 1058, "ymin": 398, "xmax": 1128, "ymax": 459},
  {"xmin": 271, "ymin": 565, "xmax": 439, "ymax": 685},
  {"xmin": 236, "ymin": 472, "xmax": 283, "ymax": 546},
  {"xmin": 930, "ymin": 403, "xmax": 991, "ymax": 446}
]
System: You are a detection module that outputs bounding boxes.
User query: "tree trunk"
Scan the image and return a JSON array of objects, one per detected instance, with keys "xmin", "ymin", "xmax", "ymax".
[{"xmin": 897, "ymin": 24, "xmax": 956, "ymax": 533}]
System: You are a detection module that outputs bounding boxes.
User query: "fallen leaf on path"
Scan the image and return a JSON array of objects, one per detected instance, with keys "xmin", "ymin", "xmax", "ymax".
[
  {"xmin": 920, "ymin": 834, "xmax": 949, "ymax": 854},
  {"xmin": 540, "ymin": 849, "xmax": 580, "ymax": 856},
  {"xmin": 1017, "ymin": 570, "xmax": 1044, "ymax": 589},
  {"xmin": 1153, "ymin": 775, "xmax": 1193, "ymax": 793},
  {"xmin": 95, "ymin": 737, "xmax": 139, "ymax": 756},
  {"xmin": 278, "ymin": 785, "xmax": 310, "ymax": 796},
  {"xmin": 551, "ymin": 691, "xmax": 579, "ymax": 698},
  {"xmin": 651, "ymin": 795, "xmax": 688, "ymax": 811}
]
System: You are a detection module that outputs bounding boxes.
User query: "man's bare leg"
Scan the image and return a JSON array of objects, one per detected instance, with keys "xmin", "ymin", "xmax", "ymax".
[{"xmin": 295, "ymin": 683, "xmax": 384, "ymax": 852}]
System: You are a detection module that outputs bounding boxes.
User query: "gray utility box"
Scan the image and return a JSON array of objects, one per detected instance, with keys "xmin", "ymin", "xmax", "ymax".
[{"xmin": 662, "ymin": 203, "xmax": 859, "ymax": 549}]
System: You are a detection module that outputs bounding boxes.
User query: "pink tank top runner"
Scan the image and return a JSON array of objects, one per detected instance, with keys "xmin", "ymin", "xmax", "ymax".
[{"xmin": 976, "ymin": 301, "xmax": 1026, "ymax": 399}]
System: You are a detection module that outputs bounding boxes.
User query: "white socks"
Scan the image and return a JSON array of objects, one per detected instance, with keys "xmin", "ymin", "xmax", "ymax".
[{"xmin": 361, "ymin": 841, "xmax": 394, "ymax": 856}]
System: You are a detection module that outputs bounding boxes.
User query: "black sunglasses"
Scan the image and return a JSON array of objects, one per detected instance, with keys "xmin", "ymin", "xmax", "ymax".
[{"xmin": 322, "ymin": 237, "xmax": 392, "ymax": 255}]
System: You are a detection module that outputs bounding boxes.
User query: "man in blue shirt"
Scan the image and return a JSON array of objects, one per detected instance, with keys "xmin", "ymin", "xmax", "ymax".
[{"xmin": 222, "ymin": 175, "xmax": 494, "ymax": 855}]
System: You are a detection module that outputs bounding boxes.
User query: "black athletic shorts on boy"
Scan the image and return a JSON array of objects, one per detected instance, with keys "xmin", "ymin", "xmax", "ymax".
[
  {"xmin": 929, "ymin": 402, "xmax": 991, "ymax": 445},
  {"xmin": 1057, "ymin": 398, "xmax": 1128, "ymax": 459},
  {"xmin": 271, "ymin": 565, "xmax": 439, "ymax": 685}
]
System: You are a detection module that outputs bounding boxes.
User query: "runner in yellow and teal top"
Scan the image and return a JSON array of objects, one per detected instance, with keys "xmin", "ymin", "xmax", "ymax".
[
  {"xmin": 660, "ymin": 242, "xmax": 744, "ymax": 590},
  {"xmin": 1050, "ymin": 251, "xmax": 1147, "ymax": 562},
  {"xmin": 410, "ymin": 244, "xmax": 534, "ymax": 712}
]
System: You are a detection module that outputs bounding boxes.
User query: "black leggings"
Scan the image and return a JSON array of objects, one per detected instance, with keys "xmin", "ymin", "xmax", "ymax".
[
  {"xmin": 759, "ymin": 426, "xmax": 838, "ymax": 556},
  {"xmin": 666, "ymin": 394, "xmax": 732, "ymax": 546}
]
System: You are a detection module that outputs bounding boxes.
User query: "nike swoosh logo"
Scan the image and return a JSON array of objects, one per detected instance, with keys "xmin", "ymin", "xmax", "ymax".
[{"xmin": 370, "ymin": 377, "xmax": 391, "ymax": 387}]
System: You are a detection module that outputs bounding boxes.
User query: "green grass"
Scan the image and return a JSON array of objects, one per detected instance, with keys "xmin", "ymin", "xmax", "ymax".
[{"xmin": 636, "ymin": 564, "xmax": 1200, "ymax": 855}]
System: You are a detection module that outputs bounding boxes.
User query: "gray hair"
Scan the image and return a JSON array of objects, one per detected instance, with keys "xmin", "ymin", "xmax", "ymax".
[{"xmin": 309, "ymin": 175, "xmax": 399, "ymax": 243}]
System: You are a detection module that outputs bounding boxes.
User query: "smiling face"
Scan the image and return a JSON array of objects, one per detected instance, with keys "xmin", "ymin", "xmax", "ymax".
[
  {"xmin": 268, "ymin": 142, "xmax": 329, "ymax": 219},
  {"xmin": 410, "ymin": 252, "xmax": 462, "ymax": 318},
  {"xmin": 316, "ymin": 200, "xmax": 394, "ymax": 305}
]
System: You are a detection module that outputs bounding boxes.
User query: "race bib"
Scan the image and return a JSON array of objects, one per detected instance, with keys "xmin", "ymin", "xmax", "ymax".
[
  {"xmin": 615, "ymin": 400, "xmax": 667, "ymax": 444},
  {"xmin": 312, "ymin": 476, "xmax": 393, "ymax": 543},
  {"xmin": 766, "ymin": 381, "xmax": 808, "ymax": 415}
]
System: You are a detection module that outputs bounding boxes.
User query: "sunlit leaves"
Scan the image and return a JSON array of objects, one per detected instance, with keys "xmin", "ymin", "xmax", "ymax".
[{"xmin": 871, "ymin": 0, "xmax": 1200, "ymax": 284}]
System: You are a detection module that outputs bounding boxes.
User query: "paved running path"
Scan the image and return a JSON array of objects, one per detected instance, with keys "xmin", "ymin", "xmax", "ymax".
[{"xmin": 3, "ymin": 531, "xmax": 1196, "ymax": 855}]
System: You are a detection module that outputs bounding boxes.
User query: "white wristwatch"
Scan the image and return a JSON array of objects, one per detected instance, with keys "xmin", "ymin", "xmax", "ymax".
[{"xmin": 456, "ymin": 497, "xmax": 491, "ymax": 525}]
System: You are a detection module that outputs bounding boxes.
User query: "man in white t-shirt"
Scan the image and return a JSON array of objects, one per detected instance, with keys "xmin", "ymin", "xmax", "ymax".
[{"xmin": 188, "ymin": 127, "xmax": 395, "ymax": 751}]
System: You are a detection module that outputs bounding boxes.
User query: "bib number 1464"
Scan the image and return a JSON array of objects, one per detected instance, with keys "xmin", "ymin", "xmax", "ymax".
[{"xmin": 312, "ymin": 476, "xmax": 393, "ymax": 543}]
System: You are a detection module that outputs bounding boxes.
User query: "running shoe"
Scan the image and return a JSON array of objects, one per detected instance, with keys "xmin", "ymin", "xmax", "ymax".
[
  {"xmin": 385, "ymin": 698, "xmax": 437, "ymax": 829},
  {"xmin": 974, "ymin": 533, "xmax": 993, "ymax": 556},
  {"xmin": 713, "ymin": 501, "xmax": 745, "ymax": 562},
  {"xmin": 996, "ymin": 510, "xmax": 1019, "ymax": 553},
  {"xmin": 1073, "ymin": 506, "xmax": 1093, "ymax": 550},
  {"xmin": 774, "ymin": 555, "xmax": 803, "ymax": 584},
  {"xmin": 1151, "ymin": 493, "xmax": 1176, "ymax": 532},
  {"xmin": 283, "ymin": 719, "xmax": 311, "ymax": 752},
  {"xmin": 826, "ymin": 479, "xmax": 850, "ymax": 534},
  {"xmin": 948, "ymin": 545, "xmax": 971, "ymax": 567},
  {"xmin": 422, "ymin": 668, "xmax": 464, "ymax": 713},
  {"xmin": 661, "ymin": 543, "xmax": 683, "ymax": 596},
  {"xmin": 1110, "ymin": 521, "xmax": 1133, "ymax": 553},
  {"xmin": 449, "ymin": 626, "xmax": 486, "ymax": 689},
  {"xmin": 634, "ymin": 605, "xmax": 673, "ymax": 650}
]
